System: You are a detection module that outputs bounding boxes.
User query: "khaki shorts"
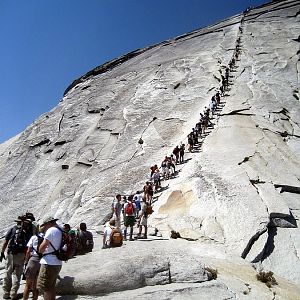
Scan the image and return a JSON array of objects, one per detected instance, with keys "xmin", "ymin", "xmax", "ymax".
[
  {"xmin": 25, "ymin": 256, "xmax": 41, "ymax": 280},
  {"xmin": 37, "ymin": 264, "xmax": 62, "ymax": 292}
]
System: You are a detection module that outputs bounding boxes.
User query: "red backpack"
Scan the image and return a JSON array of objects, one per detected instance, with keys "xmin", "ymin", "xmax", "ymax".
[{"xmin": 125, "ymin": 202, "xmax": 134, "ymax": 215}]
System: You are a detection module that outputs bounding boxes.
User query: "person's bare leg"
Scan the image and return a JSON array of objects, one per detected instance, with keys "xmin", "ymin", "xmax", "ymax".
[
  {"xmin": 44, "ymin": 289, "xmax": 55, "ymax": 300},
  {"xmin": 23, "ymin": 280, "xmax": 31, "ymax": 300}
]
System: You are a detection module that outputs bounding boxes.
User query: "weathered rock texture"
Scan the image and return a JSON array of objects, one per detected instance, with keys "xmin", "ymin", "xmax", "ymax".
[{"xmin": 0, "ymin": 0, "xmax": 300, "ymax": 296}]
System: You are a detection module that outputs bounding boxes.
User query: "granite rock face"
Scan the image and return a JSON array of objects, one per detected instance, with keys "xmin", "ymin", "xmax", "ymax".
[{"xmin": 0, "ymin": 0, "xmax": 300, "ymax": 296}]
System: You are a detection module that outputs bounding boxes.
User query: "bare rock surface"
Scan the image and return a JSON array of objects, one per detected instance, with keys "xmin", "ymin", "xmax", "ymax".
[{"xmin": 1, "ymin": 0, "xmax": 300, "ymax": 297}]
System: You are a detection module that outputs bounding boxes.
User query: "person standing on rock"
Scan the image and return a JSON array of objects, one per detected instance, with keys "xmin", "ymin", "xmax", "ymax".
[
  {"xmin": 23, "ymin": 225, "xmax": 44, "ymax": 300},
  {"xmin": 172, "ymin": 146, "xmax": 180, "ymax": 164},
  {"xmin": 151, "ymin": 169, "xmax": 161, "ymax": 192},
  {"xmin": 137, "ymin": 198, "xmax": 148, "ymax": 239},
  {"xmin": 1, "ymin": 216, "xmax": 32, "ymax": 300},
  {"xmin": 143, "ymin": 181, "xmax": 153, "ymax": 203},
  {"xmin": 37, "ymin": 217, "xmax": 63, "ymax": 300},
  {"xmin": 112, "ymin": 194, "xmax": 123, "ymax": 228},
  {"xmin": 123, "ymin": 196, "xmax": 136, "ymax": 241},
  {"xmin": 187, "ymin": 134, "xmax": 194, "ymax": 152},
  {"xmin": 179, "ymin": 143, "xmax": 185, "ymax": 163}
]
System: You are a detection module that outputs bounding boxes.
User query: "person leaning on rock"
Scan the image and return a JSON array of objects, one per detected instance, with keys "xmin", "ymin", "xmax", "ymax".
[
  {"xmin": 1, "ymin": 216, "xmax": 33, "ymax": 300},
  {"xmin": 37, "ymin": 217, "xmax": 63, "ymax": 300}
]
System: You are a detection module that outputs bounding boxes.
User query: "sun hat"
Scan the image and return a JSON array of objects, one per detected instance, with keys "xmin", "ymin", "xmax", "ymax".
[{"xmin": 40, "ymin": 216, "xmax": 58, "ymax": 227}]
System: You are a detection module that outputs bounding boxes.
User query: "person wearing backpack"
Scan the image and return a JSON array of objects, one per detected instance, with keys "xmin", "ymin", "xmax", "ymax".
[
  {"xmin": 123, "ymin": 195, "xmax": 136, "ymax": 241},
  {"xmin": 23, "ymin": 226, "xmax": 44, "ymax": 300},
  {"xmin": 102, "ymin": 219, "xmax": 123, "ymax": 248},
  {"xmin": 37, "ymin": 216, "xmax": 63, "ymax": 300},
  {"xmin": 1, "ymin": 216, "xmax": 32, "ymax": 300}
]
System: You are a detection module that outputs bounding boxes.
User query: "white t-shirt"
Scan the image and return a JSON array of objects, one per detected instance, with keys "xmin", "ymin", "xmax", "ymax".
[
  {"xmin": 103, "ymin": 225, "xmax": 113, "ymax": 245},
  {"xmin": 27, "ymin": 233, "xmax": 44, "ymax": 257},
  {"xmin": 40, "ymin": 226, "xmax": 63, "ymax": 266}
]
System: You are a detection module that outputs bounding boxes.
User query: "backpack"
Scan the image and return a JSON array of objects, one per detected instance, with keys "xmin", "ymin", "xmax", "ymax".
[
  {"xmin": 33, "ymin": 234, "xmax": 45, "ymax": 258},
  {"xmin": 110, "ymin": 228, "xmax": 123, "ymax": 247},
  {"xmin": 125, "ymin": 202, "xmax": 134, "ymax": 215},
  {"xmin": 146, "ymin": 204, "xmax": 154, "ymax": 215},
  {"xmin": 48, "ymin": 227, "xmax": 73, "ymax": 262},
  {"xmin": 8, "ymin": 225, "xmax": 28, "ymax": 254}
]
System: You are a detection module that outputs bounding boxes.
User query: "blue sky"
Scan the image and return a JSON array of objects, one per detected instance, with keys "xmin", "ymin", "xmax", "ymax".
[{"xmin": 0, "ymin": 0, "xmax": 267, "ymax": 143}]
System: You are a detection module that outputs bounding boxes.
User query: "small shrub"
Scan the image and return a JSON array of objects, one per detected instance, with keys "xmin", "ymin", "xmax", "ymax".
[
  {"xmin": 256, "ymin": 271, "xmax": 277, "ymax": 288},
  {"xmin": 205, "ymin": 267, "xmax": 218, "ymax": 280}
]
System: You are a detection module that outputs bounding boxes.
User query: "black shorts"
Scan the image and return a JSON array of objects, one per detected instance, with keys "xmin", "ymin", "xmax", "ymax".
[{"xmin": 124, "ymin": 216, "xmax": 135, "ymax": 227}]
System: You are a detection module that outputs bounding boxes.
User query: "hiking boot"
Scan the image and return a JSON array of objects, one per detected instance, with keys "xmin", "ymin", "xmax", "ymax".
[
  {"xmin": 10, "ymin": 294, "xmax": 22, "ymax": 300},
  {"xmin": 129, "ymin": 238, "xmax": 134, "ymax": 241}
]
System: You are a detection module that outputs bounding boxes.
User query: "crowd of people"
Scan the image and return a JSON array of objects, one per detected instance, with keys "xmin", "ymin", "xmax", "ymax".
[
  {"xmin": 0, "ymin": 17, "xmax": 244, "ymax": 300},
  {"xmin": 0, "ymin": 213, "xmax": 93, "ymax": 300}
]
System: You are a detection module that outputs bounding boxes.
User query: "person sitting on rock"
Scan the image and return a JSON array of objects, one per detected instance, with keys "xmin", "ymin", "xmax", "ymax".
[
  {"xmin": 63, "ymin": 224, "xmax": 76, "ymax": 258},
  {"xmin": 76, "ymin": 223, "xmax": 94, "ymax": 255},
  {"xmin": 102, "ymin": 219, "xmax": 123, "ymax": 248}
]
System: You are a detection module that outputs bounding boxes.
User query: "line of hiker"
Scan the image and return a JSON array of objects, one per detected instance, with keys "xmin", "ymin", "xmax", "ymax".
[
  {"xmin": 105, "ymin": 28, "xmax": 245, "ymax": 250},
  {"xmin": 0, "ymin": 213, "xmax": 94, "ymax": 300}
]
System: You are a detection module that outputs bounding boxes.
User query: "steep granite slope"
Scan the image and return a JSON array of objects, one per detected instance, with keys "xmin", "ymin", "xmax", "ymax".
[{"xmin": 0, "ymin": 0, "xmax": 300, "ymax": 294}]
